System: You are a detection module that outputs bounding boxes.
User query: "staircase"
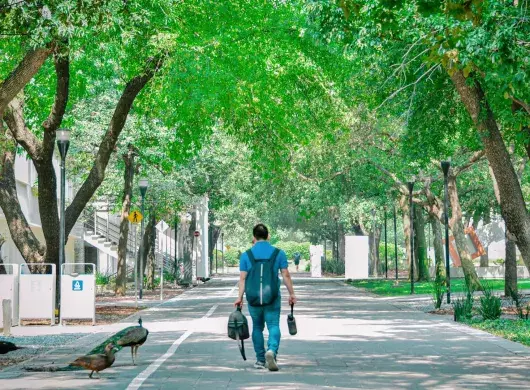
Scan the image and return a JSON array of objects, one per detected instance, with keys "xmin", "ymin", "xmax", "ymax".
[{"xmin": 81, "ymin": 209, "xmax": 175, "ymax": 276}]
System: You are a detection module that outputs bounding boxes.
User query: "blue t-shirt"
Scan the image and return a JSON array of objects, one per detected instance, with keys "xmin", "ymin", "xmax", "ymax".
[{"xmin": 239, "ymin": 241, "xmax": 288, "ymax": 275}]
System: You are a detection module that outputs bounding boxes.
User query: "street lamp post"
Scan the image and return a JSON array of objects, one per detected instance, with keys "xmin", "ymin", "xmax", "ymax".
[
  {"xmin": 371, "ymin": 208, "xmax": 376, "ymax": 276},
  {"xmin": 138, "ymin": 177, "xmax": 148, "ymax": 299},
  {"xmin": 334, "ymin": 216, "xmax": 339, "ymax": 262},
  {"xmin": 174, "ymin": 219, "xmax": 178, "ymax": 285},
  {"xmin": 215, "ymin": 227, "xmax": 219, "ymax": 274},
  {"xmin": 221, "ymin": 232, "xmax": 224, "ymax": 272},
  {"xmin": 393, "ymin": 205, "xmax": 398, "ymax": 282},
  {"xmin": 57, "ymin": 129, "xmax": 70, "ymax": 314},
  {"xmin": 384, "ymin": 207, "xmax": 388, "ymax": 279},
  {"xmin": 407, "ymin": 181, "xmax": 415, "ymax": 294},
  {"xmin": 441, "ymin": 161, "xmax": 452, "ymax": 304}
]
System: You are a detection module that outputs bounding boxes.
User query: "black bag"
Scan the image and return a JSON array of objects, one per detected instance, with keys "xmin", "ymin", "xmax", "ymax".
[
  {"xmin": 287, "ymin": 304, "xmax": 297, "ymax": 335},
  {"xmin": 245, "ymin": 248, "xmax": 280, "ymax": 307},
  {"xmin": 227, "ymin": 305, "xmax": 250, "ymax": 360}
]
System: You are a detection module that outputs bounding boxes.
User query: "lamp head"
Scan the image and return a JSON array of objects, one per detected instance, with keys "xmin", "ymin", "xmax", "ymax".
[
  {"xmin": 441, "ymin": 161, "xmax": 451, "ymax": 176},
  {"xmin": 57, "ymin": 129, "xmax": 71, "ymax": 142},
  {"xmin": 56, "ymin": 128, "xmax": 71, "ymax": 160},
  {"xmin": 139, "ymin": 177, "xmax": 148, "ymax": 197}
]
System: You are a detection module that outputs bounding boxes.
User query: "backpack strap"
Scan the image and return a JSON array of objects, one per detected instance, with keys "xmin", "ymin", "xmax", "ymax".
[
  {"xmin": 268, "ymin": 248, "xmax": 280, "ymax": 263},
  {"xmin": 246, "ymin": 250, "xmax": 256, "ymax": 266}
]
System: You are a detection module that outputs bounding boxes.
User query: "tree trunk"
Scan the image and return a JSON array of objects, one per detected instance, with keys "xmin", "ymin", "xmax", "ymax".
[
  {"xmin": 430, "ymin": 217, "xmax": 446, "ymax": 282},
  {"xmin": 450, "ymin": 70, "xmax": 530, "ymax": 272},
  {"xmin": 338, "ymin": 223, "xmax": 346, "ymax": 262},
  {"xmin": 115, "ymin": 146, "xmax": 135, "ymax": 295},
  {"xmin": 368, "ymin": 227, "xmax": 381, "ymax": 277},
  {"xmin": 145, "ymin": 222, "xmax": 156, "ymax": 290},
  {"xmin": 480, "ymin": 213, "xmax": 490, "ymax": 267},
  {"xmin": 137, "ymin": 213, "xmax": 155, "ymax": 280},
  {"xmin": 400, "ymin": 196, "xmax": 412, "ymax": 278},
  {"xmin": 415, "ymin": 206, "xmax": 429, "ymax": 281},
  {"xmin": 505, "ymin": 235, "xmax": 518, "ymax": 297},
  {"xmin": 208, "ymin": 225, "xmax": 221, "ymax": 264},
  {"xmin": 0, "ymin": 145, "xmax": 46, "ymax": 264},
  {"xmin": 447, "ymin": 174, "xmax": 482, "ymax": 290}
]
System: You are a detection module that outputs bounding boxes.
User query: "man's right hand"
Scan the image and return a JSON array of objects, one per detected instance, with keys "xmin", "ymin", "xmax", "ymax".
[
  {"xmin": 289, "ymin": 295, "xmax": 297, "ymax": 305},
  {"xmin": 234, "ymin": 297, "xmax": 243, "ymax": 308}
]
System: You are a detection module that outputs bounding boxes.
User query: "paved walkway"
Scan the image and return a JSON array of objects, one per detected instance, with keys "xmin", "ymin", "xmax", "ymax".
[{"xmin": 1, "ymin": 278, "xmax": 530, "ymax": 389}]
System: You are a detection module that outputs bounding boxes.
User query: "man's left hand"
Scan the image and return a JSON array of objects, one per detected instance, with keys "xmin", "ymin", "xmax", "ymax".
[{"xmin": 234, "ymin": 297, "xmax": 243, "ymax": 308}]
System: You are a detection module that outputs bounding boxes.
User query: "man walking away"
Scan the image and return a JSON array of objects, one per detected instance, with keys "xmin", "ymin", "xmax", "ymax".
[
  {"xmin": 234, "ymin": 224, "xmax": 297, "ymax": 371},
  {"xmin": 293, "ymin": 252, "xmax": 301, "ymax": 272}
]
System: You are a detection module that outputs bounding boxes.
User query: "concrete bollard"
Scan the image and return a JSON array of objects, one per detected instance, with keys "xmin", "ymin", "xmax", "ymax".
[{"xmin": 3, "ymin": 299, "xmax": 12, "ymax": 336}]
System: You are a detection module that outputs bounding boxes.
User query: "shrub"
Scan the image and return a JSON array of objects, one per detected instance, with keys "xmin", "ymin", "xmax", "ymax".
[
  {"xmin": 275, "ymin": 241, "xmax": 310, "ymax": 260},
  {"xmin": 453, "ymin": 287, "xmax": 474, "ymax": 322},
  {"xmin": 432, "ymin": 278, "xmax": 445, "ymax": 310},
  {"xmin": 96, "ymin": 272, "xmax": 110, "ymax": 286},
  {"xmin": 322, "ymin": 260, "xmax": 345, "ymax": 275},
  {"xmin": 478, "ymin": 283, "xmax": 502, "ymax": 320},
  {"xmin": 163, "ymin": 271, "xmax": 177, "ymax": 284},
  {"xmin": 305, "ymin": 262, "xmax": 311, "ymax": 272},
  {"xmin": 223, "ymin": 248, "xmax": 241, "ymax": 267}
]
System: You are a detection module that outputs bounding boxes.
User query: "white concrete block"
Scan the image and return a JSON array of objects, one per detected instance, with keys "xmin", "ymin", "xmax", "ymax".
[{"xmin": 345, "ymin": 236, "xmax": 369, "ymax": 280}]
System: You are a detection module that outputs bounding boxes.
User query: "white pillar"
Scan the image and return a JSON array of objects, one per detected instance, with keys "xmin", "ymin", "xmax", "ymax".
[
  {"xmin": 345, "ymin": 235, "xmax": 369, "ymax": 279},
  {"xmin": 310, "ymin": 245, "xmax": 323, "ymax": 277}
]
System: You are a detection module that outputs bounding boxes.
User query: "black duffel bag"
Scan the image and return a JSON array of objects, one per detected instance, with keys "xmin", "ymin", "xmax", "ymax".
[{"xmin": 228, "ymin": 305, "xmax": 250, "ymax": 360}]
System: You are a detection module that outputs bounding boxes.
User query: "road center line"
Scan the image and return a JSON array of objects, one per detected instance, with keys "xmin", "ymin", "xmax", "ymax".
[{"xmin": 126, "ymin": 284, "xmax": 237, "ymax": 389}]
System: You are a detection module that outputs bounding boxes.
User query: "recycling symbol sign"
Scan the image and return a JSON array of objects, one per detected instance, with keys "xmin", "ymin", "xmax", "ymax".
[{"xmin": 72, "ymin": 280, "xmax": 83, "ymax": 291}]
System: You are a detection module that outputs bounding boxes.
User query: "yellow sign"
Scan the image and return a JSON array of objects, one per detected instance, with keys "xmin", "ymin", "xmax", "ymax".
[{"xmin": 128, "ymin": 210, "xmax": 143, "ymax": 224}]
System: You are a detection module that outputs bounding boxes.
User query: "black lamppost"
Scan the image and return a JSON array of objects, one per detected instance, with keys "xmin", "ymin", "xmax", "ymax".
[
  {"xmin": 384, "ymin": 206, "xmax": 388, "ymax": 279},
  {"xmin": 371, "ymin": 208, "xmax": 376, "ymax": 276},
  {"xmin": 174, "ymin": 218, "xmax": 178, "ymax": 284},
  {"xmin": 221, "ymin": 232, "xmax": 225, "ymax": 271},
  {"xmin": 393, "ymin": 205, "xmax": 398, "ymax": 282},
  {"xmin": 334, "ymin": 215, "xmax": 339, "ymax": 261},
  {"xmin": 441, "ymin": 160, "xmax": 451, "ymax": 304},
  {"xmin": 407, "ymin": 180, "xmax": 415, "ymax": 294},
  {"xmin": 57, "ymin": 128, "xmax": 70, "ymax": 311},
  {"xmin": 138, "ymin": 177, "xmax": 148, "ymax": 299}
]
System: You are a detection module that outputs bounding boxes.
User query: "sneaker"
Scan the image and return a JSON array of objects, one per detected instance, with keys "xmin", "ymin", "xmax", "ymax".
[
  {"xmin": 254, "ymin": 361, "xmax": 266, "ymax": 369},
  {"xmin": 265, "ymin": 350, "xmax": 278, "ymax": 371}
]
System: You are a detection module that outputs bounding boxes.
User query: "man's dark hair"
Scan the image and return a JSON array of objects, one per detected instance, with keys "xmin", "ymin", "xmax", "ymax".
[{"xmin": 253, "ymin": 224, "xmax": 269, "ymax": 240}]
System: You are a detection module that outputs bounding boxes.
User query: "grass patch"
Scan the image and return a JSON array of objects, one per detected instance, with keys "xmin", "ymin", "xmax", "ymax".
[
  {"xmin": 350, "ymin": 279, "xmax": 530, "ymax": 296},
  {"xmin": 468, "ymin": 319, "xmax": 530, "ymax": 347}
]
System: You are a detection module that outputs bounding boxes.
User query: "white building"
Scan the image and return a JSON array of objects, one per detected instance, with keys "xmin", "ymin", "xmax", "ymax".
[{"xmin": 1, "ymin": 154, "xmax": 210, "ymax": 282}]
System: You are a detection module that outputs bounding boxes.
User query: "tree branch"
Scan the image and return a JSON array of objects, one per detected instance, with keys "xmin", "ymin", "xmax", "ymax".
[
  {"xmin": 0, "ymin": 47, "xmax": 52, "ymax": 117},
  {"xmin": 65, "ymin": 56, "xmax": 164, "ymax": 236},
  {"xmin": 42, "ymin": 50, "xmax": 70, "ymax": 159},
  {"xmin": 453, "ymin": 150, "xmax": 486, "ymax": 176},
  {"xmin": 3, "ymin": 97, "xmax": 42, "ymax": 160}
]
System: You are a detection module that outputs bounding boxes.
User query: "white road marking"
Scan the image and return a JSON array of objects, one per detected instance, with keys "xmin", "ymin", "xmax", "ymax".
[{"xmin": 126, "ymin": 283, "xmax": 238, "ymax": 389}]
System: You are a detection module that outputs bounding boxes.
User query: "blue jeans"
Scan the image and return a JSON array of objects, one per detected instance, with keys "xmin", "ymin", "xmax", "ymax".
[{"xmin": 248, "ymin": 295, "xmax": 281, "ymax": 363}]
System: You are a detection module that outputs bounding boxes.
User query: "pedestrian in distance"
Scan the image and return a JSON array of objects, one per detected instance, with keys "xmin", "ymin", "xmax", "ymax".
[
  {"xmin": 293, "ymin": 252, "xmax": 301, "ymax": 272},
  {"xmin": 234, "ymin": 224, "xmax": 297, "ymax": 371}
]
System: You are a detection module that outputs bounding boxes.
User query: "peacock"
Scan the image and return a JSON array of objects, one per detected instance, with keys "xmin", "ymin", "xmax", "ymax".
[
  {"xmin": 0, "ymin": 341, "xmax": 23, "ymax": 354},
  {"xmin": 116, "ymin": 317, "xmax": 149, "ymax": 365},
  {"xmin": 69, "ymin": 343, "xmax": 117, "ymax": 379}
]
